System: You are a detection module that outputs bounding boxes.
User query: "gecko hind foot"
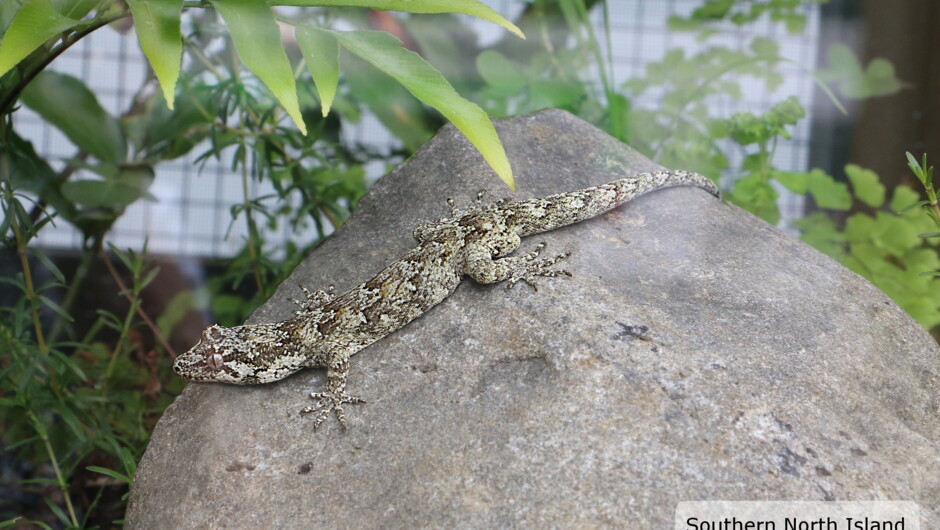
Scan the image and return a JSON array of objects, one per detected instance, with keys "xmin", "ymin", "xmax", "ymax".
[
  {"xmin": 506, "ymin": 242, "xmax": 572, "ymax": 291},
  {"xmin": 300, "ymin": 391, "xmax": 366, "ymax": 429}
]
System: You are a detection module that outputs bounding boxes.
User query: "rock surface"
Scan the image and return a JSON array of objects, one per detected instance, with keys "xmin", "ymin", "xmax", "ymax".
[{"xmin": 126, "ymin": 110, "xmax": 940, "ymax": 528}]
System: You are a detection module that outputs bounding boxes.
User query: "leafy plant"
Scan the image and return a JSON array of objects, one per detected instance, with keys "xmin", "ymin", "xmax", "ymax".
[
  {"xmin": 0, "ymin": 0, "xmax": 521, "ymax": 188},
  {"xmin": 795, "ymin": 160, "xmax": 940, "ymax": 329}
]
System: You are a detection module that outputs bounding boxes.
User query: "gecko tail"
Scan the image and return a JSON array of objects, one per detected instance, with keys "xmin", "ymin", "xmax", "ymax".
[{"xmin": 510, "ymin": 170, "xmax": 720, "ymax": 237}]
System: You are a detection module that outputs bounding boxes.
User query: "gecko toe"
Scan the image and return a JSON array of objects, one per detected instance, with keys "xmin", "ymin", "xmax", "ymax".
[{"xmin": 301, "ymin": 391, "xmax": 366, "ymax": 429}]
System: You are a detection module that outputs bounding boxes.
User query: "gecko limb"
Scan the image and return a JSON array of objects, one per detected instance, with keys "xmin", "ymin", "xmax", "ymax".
[
  {"xmin": 464, "ymin": 241, "xmax": 571, "ymax": 290},
  {"xmin": 299, "ymin": 358, "xmax": 366, "ymax": 429},
  {"xmin": 290, "ymin": 285, "xmax": 336, "ymax": 315}
]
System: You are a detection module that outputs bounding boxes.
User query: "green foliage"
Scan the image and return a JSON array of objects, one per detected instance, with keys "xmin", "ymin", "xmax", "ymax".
[
  {"xmin": 0, "ymin": 0, "xmax": 521, "ymax": 189},
  {"xmin": 624, "ymin": 37, "xmax": 793, "ymax": 183},
  {"xmin": 21, "ymin": 71, "xmax": 127, "ymax": 164},
  {"xmin": 668, "ymin": 0, "xmax": 828, "ymax": 35},
  {"xmin": 817, "ymin": 43, "xmax": 908, "ymax": 99},
  {"xmin": 211, "ymin": 0, "xmax": 307, "ymax": 134},
  {"xmin": 125, "ymin": 0, "xmax": 183, "ymax": 109},
  {"xmin": 299, "ymin": 27, "xmax": 514, "ymax": 187},
  {"xmin": 0, "ymin": 0, "xmax": 82, "ymax": 77},
  {"xmin": 794, "ymin": 161, "xmax": 940, "ymax": 329},
  {"xmin": 1, "ymin": 182, "xmax": 181, "ymax": 525}
]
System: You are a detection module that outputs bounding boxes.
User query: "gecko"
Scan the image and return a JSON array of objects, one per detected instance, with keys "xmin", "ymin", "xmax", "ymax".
[{"xmin": 173, "ymin": 170, "xmax": 720, "ymax": 428}]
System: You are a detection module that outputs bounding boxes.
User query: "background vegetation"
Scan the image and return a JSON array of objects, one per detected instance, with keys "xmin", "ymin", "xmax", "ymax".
[{"xmin": 1, "ymin": 0, "xmax": 937, "ymax": 527}]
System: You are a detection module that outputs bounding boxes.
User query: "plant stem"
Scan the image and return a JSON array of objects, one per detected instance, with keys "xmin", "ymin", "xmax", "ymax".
[
  {"xmin": 231, "ymin": 46, "xmax": 267, "ymax": 298},
  {"xmin": 240, "ymin": 139, "xmax": 267, "ymax": 297},
  {"xmin": 49, "ymin": 236, "xmax": 102, "ymax": 343},
  {"xmin": 1, "ymin": 187, "xmax": 50, "ymax": 359},
  {"xmin": 102, "ymin": 253, "xmax": 177, "ymax": 357},
  {"xmin": 29, "ymin": 411, "xmax": 78, "ymax": 527}
]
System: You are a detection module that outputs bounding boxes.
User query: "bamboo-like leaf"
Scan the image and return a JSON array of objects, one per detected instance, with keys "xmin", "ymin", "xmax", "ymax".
[
  {"xmin": 271, "ymin": 0, "xmax": 524, "ymax": 39},
  {"xmin": 296, "ymin": 26, "xmax": 339, "ymax": 117},
  {"xmin": 895, "ymin": 201, "xmax": 929, "ymax": 215},
  {"xmin": 20, "ymin": 71, "xmax": 127, "ymax": 163},
  {"xmin": 335, "ymin": 29, "xmax": 513, "ymax": 188},
  {"xmin": 0, "ymin": 0, "xmax": 80, "ymax": 77},
  {"xmin": 211, "ymin": 0, "xmax": 306, "ymax": 134},
  {"xmin": 126, "ymin": 0, "xmax": 183, "ymax": 109},
  {"xmin": 51, "ymin": 0, "xmax": 98, "ymax": 19},
  {"xmin": 87, "ymin": 465, "xmax": 132, "ymax": 484},
  {"xmin": 29, "ymin": 247, "xmax": 65, "ymax": 283}
]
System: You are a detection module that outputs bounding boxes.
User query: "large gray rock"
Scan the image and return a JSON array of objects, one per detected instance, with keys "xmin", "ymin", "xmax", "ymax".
[{"xmin": 126, "ymin": 110, "xmax": 940, "ymax": 528}]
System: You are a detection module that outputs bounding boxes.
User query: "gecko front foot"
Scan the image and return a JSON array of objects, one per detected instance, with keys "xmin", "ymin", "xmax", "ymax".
[
  {"xmin": 506, "ymin": 242, "xmax": 572, "ymax": 290},
  {"xmin": 290, "ymin": 285, "xmax": 336, "ymax": 315},
  {"xmin": 300, "ymin": 390, "xmax": 366, "ymax": 429}
]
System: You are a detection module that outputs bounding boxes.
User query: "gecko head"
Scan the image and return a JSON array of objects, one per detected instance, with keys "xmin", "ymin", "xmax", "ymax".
[{"xmin": 173, "ymin": 324, "xmax": 305, "ymax": 385}]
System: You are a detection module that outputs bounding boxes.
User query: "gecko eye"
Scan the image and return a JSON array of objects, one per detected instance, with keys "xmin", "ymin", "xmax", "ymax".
[
  {"xmin": 207, "ymin": 353, "xmax": 224, "ymax": 371},
  {"xmin": 205, "ymin": 325, "xmax": 225, "ymax": 342}
]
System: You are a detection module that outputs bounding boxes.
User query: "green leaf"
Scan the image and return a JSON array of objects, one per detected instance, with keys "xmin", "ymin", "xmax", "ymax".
[
  {"xmin": 29, "ymin": 247, "xmax": 65, "ymax": 283},
  {"xmin": 793, "ymin": 212, "xmax": 844, "ymax": 259},
  {"xmin": 333, "ymin": 29, "xmax": 513, "ymax": 188},
  {"xmin": 119, "ymin": 446, "xmax": 138, "ymax": 477},
  {"xmin": 271, "ymin": 0, "xmax": 524, "ymax": 39},
  {"xmin": 783, "ymin": 14, "xmax": 806, "ymax": 34},
  {"xmin": 87, "ymin": 465, "xmax": 132, "ymax": 484},
  {"xmin": 844, "ymin": 163, "xmax": 885, "ymax": 208},
  {"xmin": 891, "ymin": 186, "xmax": 922, "ymax": 213},
  {"xmin": 476, "ymin": 50, "xmax": 526, "ymax": 96},
  {"xmin": 528, "ymin": 79, "xmax": 585, "ymax": 111},
  {"xmin": 0, "ymin": 2, "xmax": 26, "ymax": 39},
  {"xmin": 750, "ymin": 37, "xmax": 778, "ymax": 57},
  {"xmin": 38, "ymin": 293, "xmax": 72, "ymax": 321},
  {"xmin": 50, "ymin": 0, "xmax": 98, "ymax": 19},
  {"xmin": 905, "ymin": 151, "xmax": 933, "ymax": 188},
  {"xmin": 126, "ymin": 0, "xmax": 183, "ymax": 109},
  {"xmin": 49, "ymin": 348, "xmax": 86, "ymax": 379},
  {"xmin": 1, "ymin": 130, "xmax": 79, "ymax": 223},
  {"xmin": 20, "ymin": 71, "xmax": 127, "ymax": 163},
  {"xmin": 295, "ymin": 25, "xmax": 339, "ymax": 117},
  {"xmin": 846, "ymin": 241, "xmax": 889, "ymax": 278},
  {"xmin": 894, "ymin": 201, "xmax": 928, "ymax": 214},
  {"xmin": 60, "ymin": 164, "xmax": 154, "ymax": 209},
  {"xmin": 864, "ymin": 58, "xmax": 905, "ymax": 97},
  {"xmin": 730, "ymin": 174, "xmax": 779, "ymax": 224},
  {"xmin": 773, "ymin": 170, "xmax": 808, "ymax": 194},
  {"xmin": 899, "ymin": 297, "xmax": 940, "ymax": 329},
  {"xmin": 43, "ymin": 498, "xmax": 71, "ymax": 526},
  {"xmin": 817, "ymin": 43, "xmax": 906, "ymax": 99},
  {"xmin": 871, "ymin": 212, "xmax": 920, "ymax": 256},
  {"xmin": 844, "ymin": 212, "xmax": 875, "ymax": 242},
  {"xmin": 211, "ymin": 0, "xmax": 306, "ymax": 135},
  {"xmin": 139, "ymin": 265, "xmax": 161, "ymax": 291},
  {"xmin": 0, "ymin": 0, "xmax": 80, "ymax": 77},
  {"xmin": 905, "ymin": 247, "xmax": 940, "ymax": 274},
  {"xmin": 806, "ymin": 169, "xmax": 851, "ymax": 211}
]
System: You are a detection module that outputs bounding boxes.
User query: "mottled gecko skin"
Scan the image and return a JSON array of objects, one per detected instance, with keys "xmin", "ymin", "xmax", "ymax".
[{"xmin": 174, "ymin": 170, "xmax": 720, "ymax": 428}]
